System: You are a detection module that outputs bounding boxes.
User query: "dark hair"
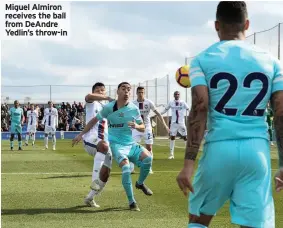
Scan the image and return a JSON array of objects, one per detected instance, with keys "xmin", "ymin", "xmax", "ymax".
[
  {"xmin": 216, "ymin": 1, "xmax": 247, "ymax": 31},
  {"xmin": 92, "ymin": 82, "xmax": 105, "ymax": 92},
  {"xmin": 136, "ymin": 86, "xmax": 145, "ymax": 92},
  {"xmin": 117, "ymin": 82, "xmax": 131, "ymax": 89},
  {"xmin": 174, "ymin": 91, "xmax": 180, "ymax": 95}
]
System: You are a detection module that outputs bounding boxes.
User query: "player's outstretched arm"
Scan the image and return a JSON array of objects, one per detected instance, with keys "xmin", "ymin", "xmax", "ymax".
[
  {"xmin": 85, "ymin": 93, "xmax": 114, "ymax": 103},
  {"xmin": 176, "ymin": 85, "xmax": 208, "ymax": 195},
  {"xmin": 160, "ymin": 103, "xmax": 171, "ymax": 115},
  {"xmin": 72, "ymin": 117, "xmax": 99, "ymax": 146},
  {"xmin": 154, "ymin": 110, "xmax": 169, "ymax": 133},
  {"xmin": 271, "ymin": 90, "xmax": 283, "ymax": 192}
]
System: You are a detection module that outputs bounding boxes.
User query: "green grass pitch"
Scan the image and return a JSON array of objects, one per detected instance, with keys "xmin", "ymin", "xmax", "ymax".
[{"xmin": 1, "ymin": 139, "xmax": 283, "ymax": 228}]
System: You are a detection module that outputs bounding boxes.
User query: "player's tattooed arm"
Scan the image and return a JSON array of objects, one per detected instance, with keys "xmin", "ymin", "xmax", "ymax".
[
  {"xmin": 185, "ymin": 86, "xmax": 208, "ymax": 161},
  {"xmin": 271, "ymin": 91, "xmax": 283, "ymax": 168}
]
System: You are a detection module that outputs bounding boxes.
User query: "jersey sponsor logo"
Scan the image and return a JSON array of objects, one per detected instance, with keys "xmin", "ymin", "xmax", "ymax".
[{"xmin": 109, "ymin": 123, "xmax": 124, "ymax": 128}]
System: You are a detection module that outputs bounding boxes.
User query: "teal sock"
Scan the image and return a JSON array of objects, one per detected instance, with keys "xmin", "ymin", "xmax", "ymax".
[
  {"xmin": 122, "ymin": 164, "xmax": 135, "ymax": 204},
  {"xmin": 18, "ymin": 141, "xmax": 22, "ymax": 148},
  {"xmin": 10, "ymin": 141, "xmax": 14, "ymax": 148},
  {"xmin": 137, "ymin": 156, "xmax": 152, "ymax": 185},
  {"xmin": 188, "ymin": 223, "xmax": 207, "ymax": 228}
]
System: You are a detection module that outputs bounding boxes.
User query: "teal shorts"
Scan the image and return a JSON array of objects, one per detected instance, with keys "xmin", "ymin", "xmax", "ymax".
[
  {"xmin": 110, "ymin": 143, "xmax": 145, "ymax": 166},
  {"xmin": 10, "ymin": 123, "xmax": 22, "ymax": 134},
  {"xmin": 189, "ymin": 138, "xmax": 274, "ymax": 228}
]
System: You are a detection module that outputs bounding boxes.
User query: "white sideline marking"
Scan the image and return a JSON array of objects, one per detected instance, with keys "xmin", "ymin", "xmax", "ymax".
[{"xmin": 1, "ymin": 169, "xmax": 277, "ymax": 175}]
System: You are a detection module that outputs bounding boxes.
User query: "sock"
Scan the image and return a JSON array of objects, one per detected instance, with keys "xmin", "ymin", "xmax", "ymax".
[
  {"xmin": 18, "ymin": 140, "xmax": 22, "ymax": 148},
  {"xmin": 130, "ymin": 162, "xmax": 135, "ymax": 172},
  {"xmin": 44, "ymin": 137, "xmax": 48, "ymax": 147},
  {"xmin": 10, "ymin": 140, "xmax": 14, "ymax": 148},
  {"xmin": 92, "ymin": 152, "xmax": 106, "ymax": 181},
  {"xmin": 188, "ymin": 223, "xmax": 207, "ymax": 228},
  {"xmin": 86, "ymin": 152, "xmax": 106, "ymax": 199},
  {"xmin": 25, "ymin": 134, "xmax": 29, "ymax": 144},
  {"xmin": 52, "ymin": 135, "xmax": 56, "ymax": 146},
  {"xmin": 170, "ymin": 140, "xmax": 175, "ymax": 156},
  {"xmin": 32, "ymin": 134, "xmax": 35, "ymax": 144},
  {"xmin": 149, "ymin": 149, "xmax": 153, "ymax": 169},
  {"xmin": 137, "ymin": 156, "xmax": 152, "ymax": 185},
  {"xmin": 122, "ymin": 164, "xmax": 135, "ymax": 204}
]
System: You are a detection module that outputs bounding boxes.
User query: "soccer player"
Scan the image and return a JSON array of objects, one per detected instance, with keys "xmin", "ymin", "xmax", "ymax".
[
  {"xmin": 42, "ymin": 101, "xmax": 58, "ymax": 151},
  {"xmin": 72, "ymin": 82, "xmax": 153, "ymax": 211},
  {"xmin": 25, "ymin": 104, "xmax": 38, "ymax": 147},
  {"xmin": 131, "ymin": 86, "xmax": 169, "ymax": 174},
  {"xmin": 82, "ymin": 82, "xmax": 113, "ymax": 207},
  {"xmin": 160, "ymin": 91, "xmax": 189, "ymax": 159},
  {"xmin": 9, "ymin": 100, "xmax": 24, "ymax": 151},
  {"xmin": 176, "ymin": 2, "xmax": 283, "ymax": 228}
]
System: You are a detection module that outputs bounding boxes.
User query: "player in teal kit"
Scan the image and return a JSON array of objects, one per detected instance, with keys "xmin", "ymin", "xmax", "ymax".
[
  {"xmin": 9, "ymin": 100, "xmax": 24, "ymax": 151},
  {"xmin": 72, "ymin": 82, "xmax": 153, "ymax": 211},
  {"xmin": 176, "ymin": 2, "xmax": 283, "ymax": 228}
]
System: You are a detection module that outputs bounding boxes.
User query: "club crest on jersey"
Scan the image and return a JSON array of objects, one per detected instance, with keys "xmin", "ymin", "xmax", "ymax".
[
  {"xmin": 119, "ymin": 112, "xmax": 124, "ymax": 117},
  {"xmin": 144, "ymin": 104, "xmax": 148, "ymax": 109}
]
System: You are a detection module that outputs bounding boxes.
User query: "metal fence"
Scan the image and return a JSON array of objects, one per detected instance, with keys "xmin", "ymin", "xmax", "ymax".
[{"xmin": 2, "ymin": 23, "xmax": 282, "ymax": 108}]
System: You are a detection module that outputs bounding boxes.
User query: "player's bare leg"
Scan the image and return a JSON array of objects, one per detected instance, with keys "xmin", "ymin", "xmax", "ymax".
[
  {"xmin": 145, "ymin": 144, "xmax": 154, "ymax": 173},
  {"xmin": 188, "ymin": 213, "xmax": 213, "ymax": 228},
  {"xmin": 32, "ymin": 133, "xmax": 35, "ymax": 146},
  {"xmin": 169, "ymin": 135, "xmax": 175, "ymax": 159},
  {"xmin": 10, "ymin": 134, "xmax": 14, "ymax": 151},
  {"xmin": 85, "ymin": 140, "xmax": 111, "ymax": 207}
]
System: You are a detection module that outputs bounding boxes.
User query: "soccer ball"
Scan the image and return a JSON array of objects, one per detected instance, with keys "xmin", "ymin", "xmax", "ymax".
[{"xmin": 175, "ymin": 65, "xmax": 191, "ymax": 88}]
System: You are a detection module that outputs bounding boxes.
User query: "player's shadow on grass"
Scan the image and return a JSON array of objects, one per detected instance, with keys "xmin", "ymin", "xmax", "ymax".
[{"xmin": 1, "ymin": 205, "xmax": 129, "ymax": 215}]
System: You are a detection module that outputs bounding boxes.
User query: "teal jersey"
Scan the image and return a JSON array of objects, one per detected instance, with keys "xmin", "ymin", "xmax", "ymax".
[
  {"xmin": 96, "ymin": 101, "xmax": 143, "ymax": 145},
  {"xmin": 9, "ymin": 107, "xmax": 23, "ymax": 125},
  {"xmin": 190, "ymin": 40, "xmax": 283, "ymax": 142}
]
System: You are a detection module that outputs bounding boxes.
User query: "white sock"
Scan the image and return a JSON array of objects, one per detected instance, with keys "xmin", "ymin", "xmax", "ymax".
[
  {"xmin": 25, "ymin": 134, "xmax": 29, "ymax": 144},
  {"xmin": 52, "ymin": 135, "xmax": 56, "ymax": 146},
  {"xmin": 44, "ymin": 137, "xmax": 48, "ymax": 147},
  {"xmin": 32, "ymin": 134, "xmax": 35, "ymax": 144},
  {"xmin": 87, "ymin": 152, "xmax": 106, "ymax": 199},
  {"xmin": 170, "ymin": 140, "xmax": 175, "ymax": 156}
]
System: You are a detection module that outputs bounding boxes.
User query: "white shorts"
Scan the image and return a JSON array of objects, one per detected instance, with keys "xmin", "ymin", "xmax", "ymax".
[
  {"xmin": 27, "ymin": 125, "xmax": 37, "ymax": 133},
  {"xmin": 44, "ymin": 125, "xmax": 56, "ymax": 135},
  {"xmin": 132, "ymin": 128, "xmax": 153, "ymax": 145},
  {"xmin": 83, "ymin": 136, "xmax": 112, "ymax": 169},
  {"xmin": 170, "ymin": 123, "xmax": 187, "ymax": 136}
]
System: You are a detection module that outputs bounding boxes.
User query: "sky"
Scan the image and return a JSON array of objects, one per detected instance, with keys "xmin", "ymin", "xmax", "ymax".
[{"xmin": 1, "ymin": 1, "xmax": 283, "ymax": 106}]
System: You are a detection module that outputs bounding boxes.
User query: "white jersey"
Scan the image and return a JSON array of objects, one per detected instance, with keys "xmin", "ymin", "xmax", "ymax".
[
  {"xmin": 84, "ymin": 101, "xmax": 108, "ymax": 141},
  {"xmin": 42, "ymin": 107, "xmax": 58, "ymax": 128},
  {"xmin": 27, "ymin": 110, "xmax": 38, "ymax": 126},
  {"xmin": 162, "ymin": 100, "xmax": 189, "ymax": 124},
  {"xmin": 132, "ymin": 99, "xmax": 156, "ymax": 129}
]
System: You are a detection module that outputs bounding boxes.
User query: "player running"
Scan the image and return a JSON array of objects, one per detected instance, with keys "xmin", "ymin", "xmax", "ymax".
[
  {"xmin": 73, "ymin": 82, "xmax": 153, "ymax": 211},
  {"xmin": 9, "ymin": 100, "xmax": 24, "ymax": 151},
  {"xmin": 160, "ymin": 91, "xmax": 189, "ymax": 159},
  {"xmin": 25, "ymin": 104, "xmax": 38, "ymax": 147},
  {"xmin": 42, "ymin": 101, "xmax": 58, "ymax": 151},
  {"xmin": 82, "ymin": 82, "xmax": 113, "ymax": 208},
  {"xmin": 131, "ymin": 86, "xmax": 169, "ymax": 174},
  {"xmin": 176, "ymin": 2, "xmax": 283, "ymax": 228}
]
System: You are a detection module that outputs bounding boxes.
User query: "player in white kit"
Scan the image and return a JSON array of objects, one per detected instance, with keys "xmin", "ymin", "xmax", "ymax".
[
  {"xmin": 25, "ymin": 104, "xmax": 38, "ymax": 147},
  {"xmin": 81, "ymin": 82, "xmax": 114, "ymax": 208},
  {"xmin": 42, "ymin": 101, "xmax": 58, "ymax": 151},
  {"xmin": 161, "ymin": 91, "xmax": 189, "ymax": 159},
  {"xmin": 131, "ymin": 86, "xmax": 169, "ymax": 174}
]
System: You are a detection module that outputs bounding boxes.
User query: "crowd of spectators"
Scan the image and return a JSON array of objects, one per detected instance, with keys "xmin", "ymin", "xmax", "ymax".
[{"xmin": 1, "ymin": 101, "xmax": 85, "ymax": 132}]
